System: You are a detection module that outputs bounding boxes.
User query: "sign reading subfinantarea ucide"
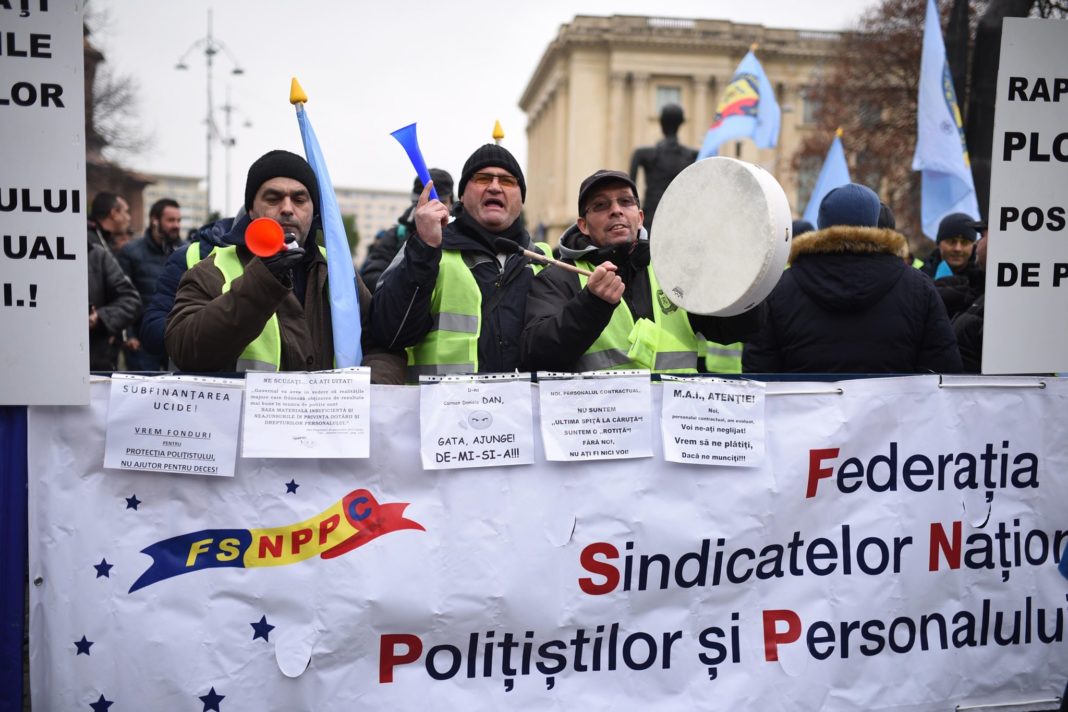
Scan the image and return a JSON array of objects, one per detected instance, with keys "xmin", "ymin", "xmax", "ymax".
[
  {"xmin": 0, "ymin": 0, "xmax": 90, "ymax": 404},
  {"xmin": 983, "ymin": 18, "xmax": 1068, "ymax": 373},
  {"xmin": 661, "ymin": 378, "xmax": 765, "ymax": 466},
  {"xmin": 419, "ymin": 374, "xmax": 534, "ymax": 470},
  {"xmin": 104, "ymin": 375, "xmax": 243, "ymax": 477},
  {"xmin": 538, "ymin": 372, "xmax": 652, "ymax": 461}
]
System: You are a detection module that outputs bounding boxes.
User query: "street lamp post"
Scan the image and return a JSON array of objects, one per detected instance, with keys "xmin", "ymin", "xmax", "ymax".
[
  {"xmin": 220, "ymin": 86, "xmax": 252, "ymax": 216},
  {"xmin": 175, "ymin": 9, "xmax": 244, "ymax": 224}
]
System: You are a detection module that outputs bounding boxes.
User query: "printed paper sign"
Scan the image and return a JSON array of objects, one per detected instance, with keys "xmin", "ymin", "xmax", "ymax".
[
  {"xmin": 538, "ymin": 372, "xmax": 652, "ymax": 461},
  {"xmin": 242, "ymin": 368, "xmax": 370, "ymax": 458},
  {"xmin": 661, "ymin": 377, "xmax": 766, "ymax": 466},
  {"xmin": 104, "ymin": 375, "xmax": 243, "ymax": 477},
  {"xmin": 419, "ymin": 375, "xmax": 534, "ymax": 470}
]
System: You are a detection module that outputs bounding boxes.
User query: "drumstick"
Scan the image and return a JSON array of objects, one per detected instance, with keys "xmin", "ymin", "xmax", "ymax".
[{"xmin": 493, "ymin": 238, "xmax": 593, "ymax": 277}]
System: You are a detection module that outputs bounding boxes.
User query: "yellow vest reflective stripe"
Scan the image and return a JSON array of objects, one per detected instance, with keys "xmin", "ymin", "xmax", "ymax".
[
  {"xmin": 212, "ymin": 244, "xmax": 328, "ymax": 372},
  {"xmin": 574, "ymin": 260, "xmax": 698, "ymax": 373},
  {"xmin": 406, "ymin": 242, "xmax": 550, "ymax": 381},
  {"xmin": 698, "ymin": 337, "xmax": 743, "ymax": 374}
]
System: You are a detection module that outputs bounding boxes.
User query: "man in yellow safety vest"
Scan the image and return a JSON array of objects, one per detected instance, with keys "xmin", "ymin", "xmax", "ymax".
[{"xmin": 520, "ymin": 169, "xmax": 764, "ymax": 374}]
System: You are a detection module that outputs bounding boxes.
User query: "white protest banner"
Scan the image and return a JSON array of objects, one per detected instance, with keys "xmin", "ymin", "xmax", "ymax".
[
  {"xmin": 242, "ymin": 368, "xmax": 370, "ymax": 459},
  {"xmin": 27, "ymin": 377, "xmax": 1068, "ymax": 711},
  {"xmin": 103, "ymin": 375, "xmax": 243, "ymax": 477},
  {"xmin": 0, "ymin": 0, "xmax": 89, "ymax": 404},
  {"xmin": 983, "ymin": 18, "xmax": 1068, "ymax": 374},
  {"xmin": 661, "ymin": 377, "xmax": 766, "ymax": 466},
  {"xmin": 538, "ymin": 371, "xmax": 652, "ymax": 461},
  {"xmin": 419, "ymin": 373, "xmax": 534, "ymax": 470}
]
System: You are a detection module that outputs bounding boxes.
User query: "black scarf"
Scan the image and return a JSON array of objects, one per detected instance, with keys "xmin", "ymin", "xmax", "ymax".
[{"xmin": 453, "ymin": 209, "xmax": 527, "ymax": 252}]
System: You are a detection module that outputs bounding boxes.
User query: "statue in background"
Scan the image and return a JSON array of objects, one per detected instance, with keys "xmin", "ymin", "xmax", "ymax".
[{"xmin": 629, "ymin": 103, "xmax": 698, "ymax": 231}]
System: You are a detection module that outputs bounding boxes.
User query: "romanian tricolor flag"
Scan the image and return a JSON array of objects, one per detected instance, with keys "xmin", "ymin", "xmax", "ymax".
[{"xmin": 698, "ymin": 49, "xmax": 781, "ymax": 160}]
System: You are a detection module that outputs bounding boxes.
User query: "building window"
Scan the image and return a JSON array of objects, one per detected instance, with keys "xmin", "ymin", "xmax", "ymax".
[
  {"xmin": 797, "ymin": 154, "xmax": 822, "ymax": 212},
  {"xmin": 802, "ymin": 89, "xmax": 821, "ymax": 125},
  {"xmin": 655, "ymin": 85, "xmax": 681, "ymax": 111}
]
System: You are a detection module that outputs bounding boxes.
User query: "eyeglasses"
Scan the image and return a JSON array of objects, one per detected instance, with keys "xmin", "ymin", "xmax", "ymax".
[
  {"xmin": 470, "ymin": 172, "xmax": 519, "ymax": 188},
  {"xmin": 585, "ymin": 195, "xmax": 639, "ymax": 214}
]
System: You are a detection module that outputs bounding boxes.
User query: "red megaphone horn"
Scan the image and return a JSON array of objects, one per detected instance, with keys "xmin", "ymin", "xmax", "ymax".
[{"xmin": 245, "ymin": 217, "xmax": 285, "ymax": 257}]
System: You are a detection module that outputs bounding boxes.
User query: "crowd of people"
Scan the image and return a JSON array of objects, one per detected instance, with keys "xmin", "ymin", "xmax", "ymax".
[{"xmin": 86, "ymin": 143, "xmax": 991, "ymax": 380}]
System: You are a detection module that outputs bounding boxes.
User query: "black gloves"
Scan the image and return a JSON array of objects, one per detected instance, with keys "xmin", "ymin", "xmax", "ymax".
[{"xmin": 261, "ymin": 233, "xmax": 305, "ymax": 285}]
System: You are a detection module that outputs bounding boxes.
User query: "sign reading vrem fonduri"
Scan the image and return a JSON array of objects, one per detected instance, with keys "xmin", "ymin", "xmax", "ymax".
[
  {"xmin": 0, "ymin": 0, "xmax": 89, "ymax": 404},
  {"xmin": 983, "ymin": 18, "xmax": 1068, "ymax": 374}
]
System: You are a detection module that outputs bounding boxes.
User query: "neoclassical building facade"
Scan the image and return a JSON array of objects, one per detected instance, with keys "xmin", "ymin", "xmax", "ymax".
[{"xmin": 520, "ymin": 15, "xmax": 841, "ymax": 240}]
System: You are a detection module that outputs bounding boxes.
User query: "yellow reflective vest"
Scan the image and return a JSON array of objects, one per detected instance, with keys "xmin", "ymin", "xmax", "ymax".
[
  {"xmin": 211, "ymin": 244, "xmax": 327, "ymax": 372},
  {"xmin": 406, "ymin": 243, "xmax": 551, "ymax": 381},
  {"xmin": 573, "ymin": 260, "xmax": 698, "ymax": 373}
]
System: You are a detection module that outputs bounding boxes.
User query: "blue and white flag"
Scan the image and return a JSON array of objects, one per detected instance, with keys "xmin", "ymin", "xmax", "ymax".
[
  {"xmin": 911, "ymin": 0, "xmax": 980, "ymax": 239},
  {"xmin": 293, "ymin": 84, "xmax": 362, "ymax": 368},
  {"xmin": 698, "ymin": 50, "xmax": 781, "ymax": 159},
  {"xmin": 802, "ymin": 133, "xmax": 851, "ymax": 227}
]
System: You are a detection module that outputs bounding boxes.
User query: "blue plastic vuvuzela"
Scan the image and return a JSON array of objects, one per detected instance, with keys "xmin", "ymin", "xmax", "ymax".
[{"xmin": 390, "ymin": 123, "xmax": 438, "ymax": 201}]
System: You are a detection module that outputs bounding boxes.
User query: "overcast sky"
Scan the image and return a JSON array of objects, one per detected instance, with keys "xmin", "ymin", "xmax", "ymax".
[{"xmin": 91, "ymin": 0, "xmax": 877, "ymax": 216}]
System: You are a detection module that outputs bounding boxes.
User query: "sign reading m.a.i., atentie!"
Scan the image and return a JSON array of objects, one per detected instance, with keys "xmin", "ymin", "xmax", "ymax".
[
  {"xmin": 983, "ymin": 18, "xmax": 1068, "ymax": 374},
  {"xmin": 0, "ymin": 0, "xmax": 89, "ymax": 403}
]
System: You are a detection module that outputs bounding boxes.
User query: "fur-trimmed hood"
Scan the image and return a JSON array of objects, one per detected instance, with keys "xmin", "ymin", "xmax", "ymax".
[
  {"xmin": 787, "ymin": 225, "xmax": 910, "ymax": 314},
  {"xmin": 790, "ymin": 226, "xmax": 907, "ymax": 263}
]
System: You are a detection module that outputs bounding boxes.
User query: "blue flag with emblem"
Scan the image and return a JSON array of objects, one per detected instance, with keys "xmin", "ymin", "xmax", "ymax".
[
  {"xmin": 803, "ymin": 132, "xmax": 851, "ymax": 227},
  {"xmin": 697, "ymin": 49, "xmax": 781, "ymax": 159},
  {"xmin": 911, "ymin": 0, "xmax": 980, "ymax": 240},
  {"xmin": 291, "ymin": 78, "xmax": 362, "ymax": 368}
]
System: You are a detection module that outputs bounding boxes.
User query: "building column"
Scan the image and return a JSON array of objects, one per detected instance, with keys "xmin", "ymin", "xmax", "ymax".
[
  {"xmin": 553, "ymin": 77, "xmax": 570, "ymax": 230},
  {"xmin": 608, "ymin": 71, "xmax": 627, "ymax": 170},
  {"xmin": 629, "ymin": 72, "xmax": 650, "ymax": 152},
  {"xmin": 691, "ymin": 74, "xmax": 711, "ymax": 148}
]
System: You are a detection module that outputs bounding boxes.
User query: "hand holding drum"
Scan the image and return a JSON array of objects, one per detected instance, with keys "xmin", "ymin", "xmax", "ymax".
[{"xmin": 650, "ymin": 157, "xmax": 792, "ymax": 316}]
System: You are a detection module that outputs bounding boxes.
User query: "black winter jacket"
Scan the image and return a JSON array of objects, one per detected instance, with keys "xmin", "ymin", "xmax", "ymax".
[
  {"xmin": 117, "ymin": 230, "xmax": 175, "ymax": 335},
  {"xmin": 952, "ymin": 293, "xmax": 984, "ymax": 373},
  {"xmin": 521, "ymin": 225, "xmax": 765, "ymax": 372},
  {"xmin": 139, "ymin": 217, "xmax": 236, "ymax": 357},
  {"xmin": 370, "ymin": 210, "xmax": 540, "ymax": 374},
  {"xmin": 87, "ymin": 231, "xmax": 141, "ymax": 370},
  {"xmin": 743, "ymin": 226, "xmax": 962, "ymax": 374},
  {"xmin": 360, "ymin": 204, "xmax": 414, "ymax": 293}
]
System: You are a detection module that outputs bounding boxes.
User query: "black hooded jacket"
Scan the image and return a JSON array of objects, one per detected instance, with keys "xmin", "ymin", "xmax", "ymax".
[
  {"xmin": 521, "ymin": 225, "xmax": 765, "ymax": 372},
  {"xmin": 743, "ymin": 226, "xmax": 961, "ymax": 373}
]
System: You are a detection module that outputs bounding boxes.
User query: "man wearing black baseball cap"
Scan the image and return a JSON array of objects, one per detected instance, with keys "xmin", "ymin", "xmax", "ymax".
[
  {"xmin": 166, "ymin": 150, "xmax": 399, "ymax": 379},
  {"xmin": 520, "ymin": 169, "xmax": 763, "ymax": 373},
  {"xmin": 370, "ymin": 144, "xmax": 551, "ymax": 379}
]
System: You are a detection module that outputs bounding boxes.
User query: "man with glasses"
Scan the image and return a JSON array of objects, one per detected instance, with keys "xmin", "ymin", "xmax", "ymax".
[
  {"xmin": 371, "ymin": 144, "xmax": 550, "ymax": 379},
  {"xmin": 520, "ymin": 170, "xmax": 763, "ymax": 373}
]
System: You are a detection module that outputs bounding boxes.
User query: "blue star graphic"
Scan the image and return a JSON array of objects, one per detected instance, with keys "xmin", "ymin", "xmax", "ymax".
[
  {"xmin": 125, "ymin": 495, "xmax": 141, "ymax": 510},
  {"xmin": 251, "ymin": 615, "xmax": 275, "ymax": 642},
  {"xmin": 199, "ymin": 687, "xmax": 225, "ymax": 711},
  {"xmin": 285, "ymin": 479, "xmax": 299, "ymax": 494},
  {"xmin": 89, "ymin": 693, "xmax": 113, "ymax": 711},
  {"xmin": 75, "ymin": 635, "xmax": 94, "ymax": 655},
  {"xmin": 94, "ymin": 558, "xmax": 113, "ymax": 578}
]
